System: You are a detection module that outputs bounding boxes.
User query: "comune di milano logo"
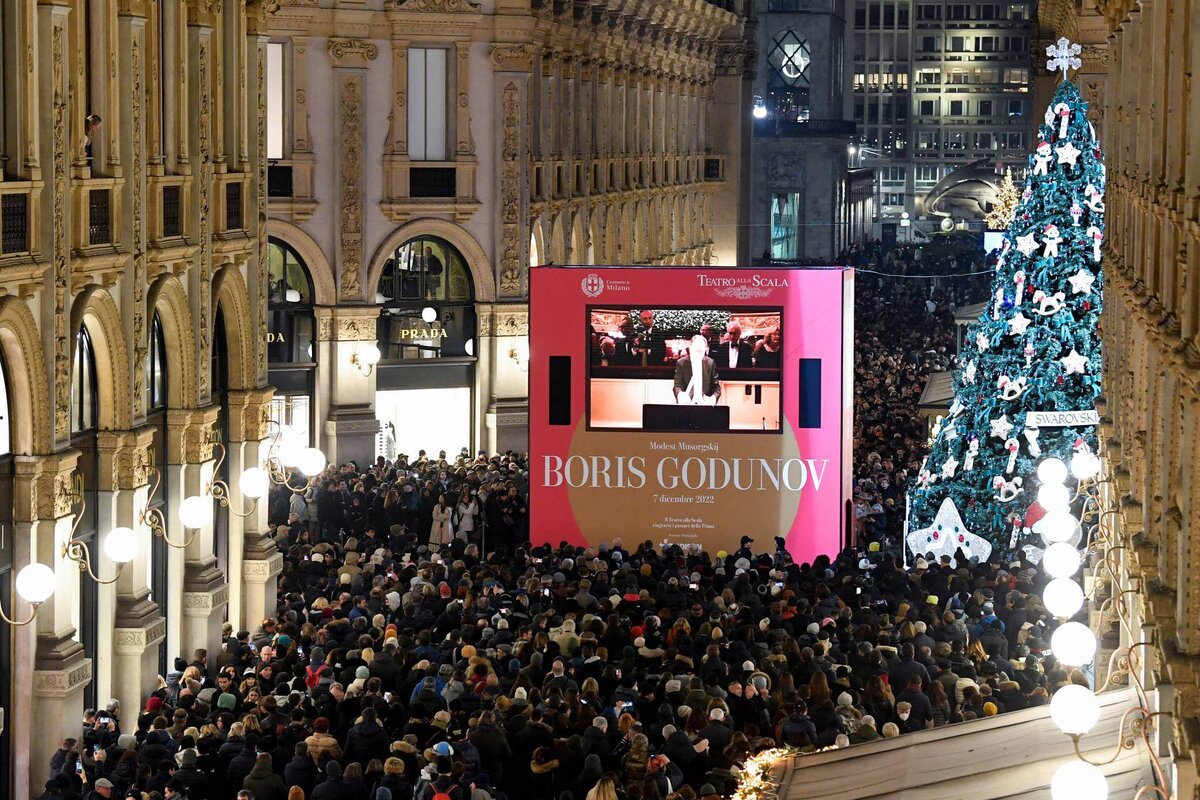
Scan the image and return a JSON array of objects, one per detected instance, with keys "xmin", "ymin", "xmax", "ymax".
[{"xmin": 581, "ymin": 273, "xmax": 605, "ymax": 298}]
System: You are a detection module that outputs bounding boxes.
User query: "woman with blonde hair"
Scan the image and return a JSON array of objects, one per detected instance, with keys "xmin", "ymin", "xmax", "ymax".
[{"xmin": 586, "ymin": 775, "xmax": 620, "ymax": 800}]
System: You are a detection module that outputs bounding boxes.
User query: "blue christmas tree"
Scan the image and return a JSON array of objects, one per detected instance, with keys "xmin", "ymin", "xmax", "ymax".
[{"xmin": 906, "ymin": 45, "xmax": 1104, "ymax": 556}]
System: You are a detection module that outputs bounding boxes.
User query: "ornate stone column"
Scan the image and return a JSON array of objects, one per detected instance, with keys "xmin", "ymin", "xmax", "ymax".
[
  {"xmin": 227, "ymin": 387, "xmax": 282, "ymax": 630},
  {"xmin": 166, "ymin": 407, "xmax": 228, "ymax": 663},
  {"xmin": 480, "ymin": 305, "xmax": 530, "ymax": 453},
  {"xmin": 489, "ymin": 42, "xmax": 535, "ymax": 299},
  {"xmin": 22, "ymin": 451, "xmax": 92, "ymax": 793},
  {"xmin": 316, "ymin": 308, "xmax": 380, "ymax": 468},
  {"xmin": 95, "ymin": 429, "xmax": 165, "ymax": 730}
]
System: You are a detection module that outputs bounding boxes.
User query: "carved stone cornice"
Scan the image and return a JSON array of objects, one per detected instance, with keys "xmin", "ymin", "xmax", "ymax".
[
  {"xmin": 165, "ymin": 406, "xmax": 221, "ymax": 465},
  {"xmin": 225, "ymin": 387, "xmax": 275, "ymax": 444},
  {"xmin": 11, "ymin": 450, "xmax": 80, "ymax": 523},
  {"xmin": 327, "ymin": 38, "xmax": 379, "ymax": 69},
  {"xmin": 95, "ymin": 427, "xmax": 156, "ymax": 492},
  {"xmin": 387, "ymin": 0, "xmax": 481, "ymax": 11},
  {"xmin": 490, "ymin": 42, "xmax": 539, "ymax": 72},
  {"xmin": 315, "ymin": 307, "xmax": 378, "ymax": 342}
]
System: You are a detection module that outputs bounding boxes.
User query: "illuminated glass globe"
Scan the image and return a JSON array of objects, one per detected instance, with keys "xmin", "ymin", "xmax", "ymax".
[
  {"xmin": 1051, "ymin": 761, "xmax": 1107, "ymax": 800},
  {"xmin": 1037, "ymin": 482, "xmax": 1071, "ymax": 512},
  {"xmin": 1050, "ymin": 684, "xmax": 1101, "ymax": 735},
  {"xmin": 1040, "ymin": 510, "xmax": 1079, "ymax": 545},
  {"xmin": 1071, "ymin": 450, "xmax": 1101, "ymax": 480},
  {"xmin": 14, "ymin": 563, "xmax": 55, "ymax": 604},
  {"xmin": 1043, "ymin": 578, "xmax": 1085, "ymax": 618},
  {"xmin": 179, "ymin": 495, "xmax": 213, "ymax": 529},
  {"xmin": 240, "ymin": 467, "xmax": 270, "ymax": 499},
  {"xmin": 297, "ymin": 447, "xmax": 327, "ymax": 477},
  {"xmin": 1043, "ymin": 542, "xmax": 1082, "ymax": 578},
  {"xmin": 102, "ymin": 526, "xmax": 140, "ymax": 564},
  {"xmin": 1051, "ymin": 621, "xmax": 1097, "ymax": 666},
  {"xmin": 1037, "ymin": 457, "xmax": 1069, "ymax": 485}
]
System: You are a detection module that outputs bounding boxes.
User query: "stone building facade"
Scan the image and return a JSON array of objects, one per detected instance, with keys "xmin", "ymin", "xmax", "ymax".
[
  {"xmin": 1040, "ymin": 0, "xmax": 1200, "ymax": 793},
  {"xmin": 261, "ymin": 0, "xmax": 750, "ymax": 462},
  {"xmin": 0, "ymin": 2, "xmax": 281, "ymax": 797}
]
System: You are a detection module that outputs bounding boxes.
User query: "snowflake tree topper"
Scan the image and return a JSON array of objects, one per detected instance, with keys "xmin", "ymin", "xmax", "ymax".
[{"xmin": 1046, "ymin": 38, "xmax": 1082, "ymax": 81}]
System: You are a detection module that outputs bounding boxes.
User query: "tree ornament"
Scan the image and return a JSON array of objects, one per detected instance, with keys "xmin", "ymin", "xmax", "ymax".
[
  {"xmin": 1046, "ymin": 37, "xmax": 1082, "ymax": 80},
  {"xmin": 905, "ymin": 497, "xmax": 992, "ymax": 564},
  {"xmin": 1032, "ymin": 290, "xmax": 1066, "ymax": 316},
  {"xmin": 1008, "ymin": 312, "xmax": 1031, "ymax": 336},
  {"xmin": 1084, "ymin": 184, "xmax": 1104, "ymax": 213},
  {"xmin": 990, "ymin": 413, "xmax": 1014, "ymax": 440},
  {"xmin": 1059, "ymin": 348, "xmax": 1089, "ymax": 374},
  {"xmin": 964, "ymin": 360, "xmax": 977, "ymax": 384},
  {"xmin": 944, "ymin": 421, "xmax": 958, "ymax": 440},
  {"xmin": 1004, "ymin": 437, "xmax": 1021, "ymax": 473},
  {"xmin": 996, "ymin": 375, "xmax": 1029, "ymax": 401},
  {"xmin": 1086, "ymin": 226, "xmax": 1103, "ymax": 262},
  {"xmin": 1013, "ymin": 269, "xmax": 1028, "ymax": 304},
  {"xmin": 1055, "ymin": 141, "xmax": 1082, "ymax": 167},
  {"xmin": 941, "ymin": 456, "xmax": 960, "ymax": 479},
  {"xmin": 1016, "ymin": 233, "xmax": 1039, "ymax": 257},
  {"xmin": 992, "ymin": 285, "xmax": 1005, "ymax": 320},
  {"xmin": 1054, "ymin": 102, "xmax": 1071, "ymax": 138},
  {"xmin": 976, "ymin": 333, "xmax": 990, "ymax": 352},
  {"xmin": 1070, "ymin": 203, "xmax": 1083, "ymax": 226},
  {"xmin": 1024, "ymin": 342, "xmax": 1035, "ymax": 368},
  {"xmin": 1023, "ymin": 423, "xmax": 1042, "ymax": 457},
  {"xmin": 992, "ymin": 475, "xmax": 1024, "ymax": 503},
  {"xmin": 964, "ymin": 437, "xmax": 979, "ymax": 471},
  {"xmin": 1042, "ymin": 224, "xmax": 1063, "ymax": 259},
  {"xmin": 1032, "ymin": 141, "xmax": 1054, "ymax": 176},
  {"xmin": 1068, "ymin": 269, "xmax": 1095, "ymax": 295}
]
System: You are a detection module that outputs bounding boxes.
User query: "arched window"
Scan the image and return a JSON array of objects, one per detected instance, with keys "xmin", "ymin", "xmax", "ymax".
[
  {"xmin": 376, "ymin": 236, "xmax": 476, "ymax": 360},
  {"xmin": 267, "ymin": 237, "xmax": 316, "ymax": 364},
  {"xmin": 71, "ymin": 326, "xmax": 98, "ymax": 433},
  {"xmin": 69, "ymin": 324, "xmax": 100, "ymax": 710},
  {"xmin": 147, "ymin": 312, "xmax": 167, "ymax": 411}
]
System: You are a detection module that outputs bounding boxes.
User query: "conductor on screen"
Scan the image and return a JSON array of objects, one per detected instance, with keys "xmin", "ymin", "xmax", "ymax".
[{"xmin": 673, "ymin": 335, "xmax": 721, "ymax": 405}]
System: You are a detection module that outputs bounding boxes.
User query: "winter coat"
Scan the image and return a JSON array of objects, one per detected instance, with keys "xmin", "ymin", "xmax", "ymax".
[
  {"xmin": 243, "ymin": 760, "xmax": 289, "ymax": 800},
  {"xmin": 345, "ymin": 719, "xmax": 390, "ymax": 764}
]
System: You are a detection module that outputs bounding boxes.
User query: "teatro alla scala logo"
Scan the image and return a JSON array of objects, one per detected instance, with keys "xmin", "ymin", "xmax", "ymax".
[{"xmin": 581, "ymin": 273, "xmax": 605, "ymax": 298}]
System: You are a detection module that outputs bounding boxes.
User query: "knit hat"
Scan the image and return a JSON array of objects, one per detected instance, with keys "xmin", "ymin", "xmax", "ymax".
[
  {"xmin": 355, "ymin": 666, "xmax": 370, "ymax": 680},
  {"xmin": 217, "ymin": 693, "xmax": 237, "ymax": 710},
  {"xmin": 433, "ymin": 742, "xmax": 454, "ymax": 757},
  {"xmin": 983, "ymin": 702, "xmax": 998, "ymax": 716},
  {"xmin": 837, "ymin": 692, "xmax": 853, "ymax": 707},
  {"xmin": 118, "ymin": 734, "xmax": 137, "ymax": 750}
]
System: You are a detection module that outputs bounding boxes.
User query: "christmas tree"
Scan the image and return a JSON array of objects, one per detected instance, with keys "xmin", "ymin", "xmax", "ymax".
[
  {"xmin": 906, "ymin": 40, "xmax": 1104, "ymax": 556},
  {"xmin": 986, "ymin": 169, "xmax": 1020, "ymax": 231}
]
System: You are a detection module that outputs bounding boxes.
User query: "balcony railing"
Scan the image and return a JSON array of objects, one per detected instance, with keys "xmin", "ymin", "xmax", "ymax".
[
  {"xmin": 1, "ymin": 192, "xmax": 30, "ymax": 255},
  {"xmin": 225, "ymin": 181, "xmax": 244, "ymax": 231},
  {"xmin": 88, "ymin": 189, "xmax": 112, "ymax": 246},
  {"xmin": 162, "ymin": 185, "xmax": 182, "ymax": 238}
]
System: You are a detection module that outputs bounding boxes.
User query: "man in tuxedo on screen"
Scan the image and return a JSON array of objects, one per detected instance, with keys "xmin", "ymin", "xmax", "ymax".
[
  {"xmin": 673, "ymin": 335, "xmax": 721, "ymax": 405},
  {"xmin": 634, "ymin": 309, "xmax": 667, "ymax": 365},
  {"xmin": 715, "ymin": 322, "xmax": 753, "ymax": 370},
  {"xmin": 612, "ymin": 319, "xmax": 641, "ymax": 365}
]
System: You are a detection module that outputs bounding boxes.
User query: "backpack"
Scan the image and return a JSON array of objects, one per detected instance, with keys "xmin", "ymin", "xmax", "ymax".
[
  {"xmin": 305, "ymin": 663, "xmax": 328, "ymax": 690},
  {"xmin": 433, "ymin": 791, "xmax": 454, "ymax": 800}
]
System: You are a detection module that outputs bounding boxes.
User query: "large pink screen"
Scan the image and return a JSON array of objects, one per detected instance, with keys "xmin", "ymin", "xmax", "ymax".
[{"xmin": 529, "ymin": 267, "xmax": 853, "ymax": 563}]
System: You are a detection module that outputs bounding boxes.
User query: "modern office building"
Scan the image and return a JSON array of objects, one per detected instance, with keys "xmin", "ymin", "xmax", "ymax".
[{"xmin": 851, "ymin": 0, "xmax": 1034, "ymax": 232}]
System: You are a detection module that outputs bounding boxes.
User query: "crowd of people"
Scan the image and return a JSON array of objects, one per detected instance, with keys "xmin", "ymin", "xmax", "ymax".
[
  {"xmin": 845, "ymin": 235, "xmax": 991, "ymax": 545},
  {"xmin": 36, "ymin": 236, "xmax": 1078, "ymax": 800}
]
